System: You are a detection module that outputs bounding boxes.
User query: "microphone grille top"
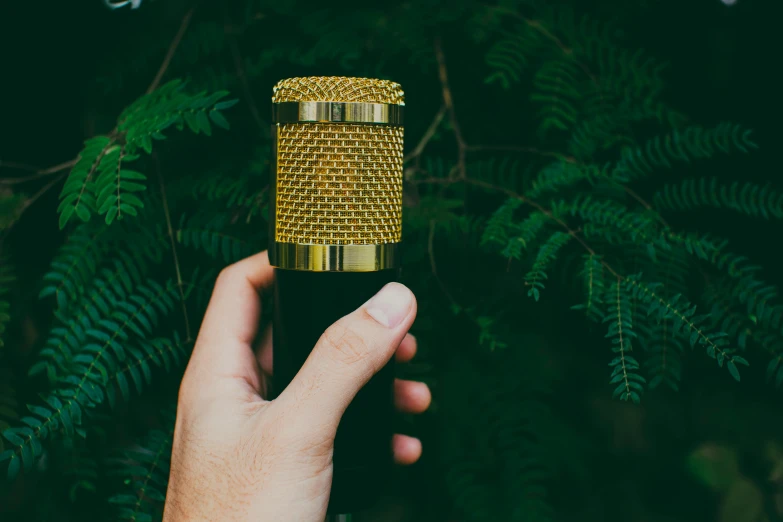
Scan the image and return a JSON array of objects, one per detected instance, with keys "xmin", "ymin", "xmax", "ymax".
[
  {"xmin": 271, "ymin": 77, "xmax": 404, "ymax": 256},
  {"xmin": 272, "ymin": 76, "xmax": 404, "ymax": 105}
]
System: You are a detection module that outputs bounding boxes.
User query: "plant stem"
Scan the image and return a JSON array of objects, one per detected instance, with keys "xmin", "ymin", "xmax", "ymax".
[{"xmin": 146, "ymin": 7, "xmax": 196, "ymax": 94}]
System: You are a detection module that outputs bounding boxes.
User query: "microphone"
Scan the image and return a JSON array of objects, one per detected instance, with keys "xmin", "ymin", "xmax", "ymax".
[{"xmin": 267, "ymin": 77, "xmax": 405, "ymax": 518}]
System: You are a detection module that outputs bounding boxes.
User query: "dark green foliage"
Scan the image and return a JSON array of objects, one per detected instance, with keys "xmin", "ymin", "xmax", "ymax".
[
  {"xmin": 176, "ymin": 213, "xmax": 258, "ymax": 264},
  {"xmin": 612, "ymin": 123, "xmax": 757, "ymax": 183},
  {"xmin": 0, "ymin": 1, "xmax": 777, "ymax": 521},
  {"xmin": 439, "ymin": 351, "xmax": 555, "ymax": 522},
  {"xmin": 57, "ymin": 81, "xmax": 236, "ymax": 229},
  {"xmin": 571, "ymin": 254, "xmax": 605, "ymax": 322},
  {"xmin": 0, "ymin": 258, "xmax": 12, "ymax": 351},
  {"xmin": 525, "ymin": 231, "xmax": 571, "ymax": 301},
  {"xmin": 107, "ymin": 409, "xmax": 175, "ymax": 521},
  {"xmin": 38, "ymin": 223, "xmax": 111, "ymax": 313},
  {"xmin": 0, "ymin": 370, "xmax": 18, "ymax": 453},
  {"xmin": 1, "ymin": 279, "xmax": 187, "ymax": 479},
  {"xmin": 625, "ymin": 277, "xmax": 748, "ymax": 380},
  {"xmin": 655, "ymin": 178, "xmax": 783, "ymax": 219},
  {"xmin": 603, "ymin": 280, "xmax": 645, "ymax": 403}
]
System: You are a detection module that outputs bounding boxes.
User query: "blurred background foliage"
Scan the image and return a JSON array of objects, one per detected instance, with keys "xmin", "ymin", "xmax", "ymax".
[{"xmin": 0, "ymin": 0, "xmax": 780, "ymax": 521}]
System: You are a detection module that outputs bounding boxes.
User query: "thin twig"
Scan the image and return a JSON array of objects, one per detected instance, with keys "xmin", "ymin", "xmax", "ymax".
[
  {"xmin": 623, "ymin": 185, "xmax": 670, "ymax": 227},
  {"xmin": 155, "ymin": 158, "xmax": 192, "ymax": 342},
  {"xmin": 227, "ymin": 23, "xmax": 266, "ymax": 134},
  {"xmin": 1, "ymin": 172, "xmax": 67, "ymax": 246},
  {"xmin": 486, "ymin": 5, "xmax": 600, "ymax": 90},
  {"xmin": 434, "ymin": 38, "xmax": 466, "ymax": 179},
  {"xmin": 466, "ymin": 144, "xmax": 578, "ymax": 164},
  {"xmin": 146, "ymin": 7, "xmax": 196, "ymax": 94},
  {"xmin": 404, "ymin": 105, "xmax": 446, "ymax": 165},
  {"xmin": 0, "ymin": 159, "xmax": 77, "ymax": 184},
  {"xmin": 0, "ymin": 161, "xmax": 39, "ymax": 173}
]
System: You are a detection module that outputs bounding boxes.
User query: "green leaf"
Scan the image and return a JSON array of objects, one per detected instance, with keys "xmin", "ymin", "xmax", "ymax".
[
  {"xmin": 727, "ymin": 360, "xmax": 741, "ymax": 382},
  {"xmin": 214, "ymin": 99, "xmax": 239, "ymax": 110},
  {"xmin": 209, "ymin": 110, "xmax": 230, "ymax": 130}
]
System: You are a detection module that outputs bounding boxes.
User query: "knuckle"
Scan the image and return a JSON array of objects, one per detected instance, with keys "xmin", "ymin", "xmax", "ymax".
[{"xmin": 319, "ymin": 321, "xmax": 369, "ymax": 367}]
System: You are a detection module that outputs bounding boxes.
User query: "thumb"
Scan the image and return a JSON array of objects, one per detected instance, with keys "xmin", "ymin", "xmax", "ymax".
[{"xmin": 277, "ymin": 282, "xmax": 416, "ymax": 431}]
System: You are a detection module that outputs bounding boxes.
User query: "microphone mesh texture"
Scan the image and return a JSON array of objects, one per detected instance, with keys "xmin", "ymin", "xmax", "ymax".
[{"xmin": 273, "ymin": 77, "xmax": 404, "ymax": 245}]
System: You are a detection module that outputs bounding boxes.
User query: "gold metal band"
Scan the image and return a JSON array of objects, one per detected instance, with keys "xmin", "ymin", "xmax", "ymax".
[
  {"xmin": 269, "ymin": 242, "xmax": 399, "ymax": 272},
  {"xmin": 273, "ymin": 102, "xmax": 403, "ymax": 125}
]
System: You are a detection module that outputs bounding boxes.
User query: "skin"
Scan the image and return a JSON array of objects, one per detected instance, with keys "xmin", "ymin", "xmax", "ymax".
[{"xmin": 163, "ymin": 251, "xmax": 430, "ymax": 521}]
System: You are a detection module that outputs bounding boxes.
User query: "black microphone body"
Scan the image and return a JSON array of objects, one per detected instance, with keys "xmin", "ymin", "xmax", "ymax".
[{"xmin": 271, "ymin": 268, "xmax": 398, "ymax": 513}]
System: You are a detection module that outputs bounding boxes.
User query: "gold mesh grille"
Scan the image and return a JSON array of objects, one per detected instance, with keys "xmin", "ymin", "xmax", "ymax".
[
  {"xmin": 272, "ymin": 77, "xmax": 405, "ymax": 105},
  {"xmin": 275, "ymin": 123, "xmax": 403, "ymax": 245}
]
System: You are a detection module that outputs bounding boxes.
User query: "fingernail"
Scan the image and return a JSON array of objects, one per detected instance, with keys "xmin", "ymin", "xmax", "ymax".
[{"xmin": 365, "ymin": 283, "xmax": 412, "ymax": 328}]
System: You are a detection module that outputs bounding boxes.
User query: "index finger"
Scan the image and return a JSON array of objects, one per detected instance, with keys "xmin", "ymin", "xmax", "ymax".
[{"xmin": 191, "ymin": 250, "xmax": 275, "ymax": 365}]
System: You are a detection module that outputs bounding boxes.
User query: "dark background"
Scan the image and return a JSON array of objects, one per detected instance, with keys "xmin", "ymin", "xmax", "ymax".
[{"xmin": 1, "ymin": 0, "xmax": 781, "ymax": 520}]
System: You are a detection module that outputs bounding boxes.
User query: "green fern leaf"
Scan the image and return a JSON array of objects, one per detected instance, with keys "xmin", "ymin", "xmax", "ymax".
[
  {"xmin": 2, "ymin": 280, "xmax": 186, "ymax": 478},
  {"xmin": 603, "ymin": 280, "xmax": 645, "ymax": 403},
  {"xmin": 57, "ymin": 137, "xmax": 115, "ymax": 229},
  {"xmin": 531, "ymin": 59, "xmax": 582, "ymax": 135},
  {"xmin": 655, "ymin": 178, "xmax": 783, "ymax": 220},
  {"xmin": 481, "ymin": 198, "xmax": 522, "ymax": 248},
  {"xmin": 526, "ymin": 160, "xmax": 604, "ymax": 199},
  {"xmin": 571, "ymin": 253, "xmax": 605, "ymax": 322},
  {"xmin": 625, "ymin": 276, "xmax": 745, "ymax": 380},
  {"xmin": 612, "ymin": 123, "xmax": 757, "ymax": 183},
  {"xmin": 524, "ymin": 231, "xmax": 571, "ymax": 301},
  {"xmin": 176, "ymin": 214, "xmax": 261, "ymax": 264},
  {"xmin": 107, "ymin": 407, "xmax": 175, "ymax": 521}
]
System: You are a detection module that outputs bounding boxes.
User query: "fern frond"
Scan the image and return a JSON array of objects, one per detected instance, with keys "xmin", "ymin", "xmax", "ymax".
[
  {"xmin": 484, "ymin": 24, "xmax": 548, "ymax": 89},
  {"xmin": 33, "ymin": 234, "xmax": 166, "ymax": 382},
  {"xmin": 707, "ymin": 248, "xmax": 783, "ymax": 332},
  {"xmin": 525, "ymin": 231, "xmax": 571, "ymax": 301},
  {"xmin": 612, "ymin": 123, "xmax": 757, "ymax": 183},
  {"xmin": 654, "ymin": 178, "xmax": 783, "ymax": 220},
  {"xmin": 110, "ymin": 334, "xmax": 190, "ymax": 409},
  {"xmin": 500, "ymin": 212, "xmax": 549, "ymax": 261},
  {"xmin": 481, "ymin": 198, "xmax": 522, "ymax": 248},
  {"xmin": 58, "ymin": 80, "xmax": 236, "ymax": 229},
  {"xmin": 442, "ymin": 215, "xmax": 487, "ymax": 250},
  {"xmin": 625, "ymin": 277, "xmax": 747, "ymax": 380},
  {"xmin": 107, "ymin": 411, "xmax": 174, "ymax": 521},
  {"xmin": 603, "ymin": 280, "xmax": 645, "ymax": 403},
  {"xmin": 1, "ymin": 280, "xmax": 187, "ymax": 479},
  {"xmin": 176, "ymin": 213, "xmax": 259, "ymax": 264},
  {"xmin": 526, "ymin": 160, "xmax": 605, "ymax": 199},
  {"xmin": 39, "ymin": 223, "xmax": 111, "ymax": 313},
  {"xmin": 189, "ymin": 167, "xmax": 268, "ymax": 223},
  {"xmin": 63, "ymin": 443, "xmax": 101, "ymax": 503},
  {"xmin": 551, "ymin": 196, "xmax": 660, "ymax": 249},
  {"xmin": 531, "ymin": 59, "xmax": 582, "ymax": 135},
  {"xmin": 571, "ymin": 253, "xmax": 605, "ymax": 322},
  {"xmin": 468, "ymin": 156, "xmax": 534, "ymax": 195},
  {"xmin": 93, "ymin": 146, "xmax": 146, "ymax": 225},
  {"xmin": 644, "ymin": 317, "xmax": 684, "ymax": 391},
  {"xmin": 57, "ymin": 137, "xmax": 115, "ymax": 229}
]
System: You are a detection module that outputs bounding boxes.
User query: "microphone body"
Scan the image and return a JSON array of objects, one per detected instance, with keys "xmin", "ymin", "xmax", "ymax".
[{"xmin": 267, "ymin": 77, "xmax": 405, "ymax": 516}]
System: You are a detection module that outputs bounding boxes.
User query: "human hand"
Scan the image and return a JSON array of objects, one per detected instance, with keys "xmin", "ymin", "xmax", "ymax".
[{"xmin": 162, "ymin": 251, "xmax": 430, "ymax": 521}]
